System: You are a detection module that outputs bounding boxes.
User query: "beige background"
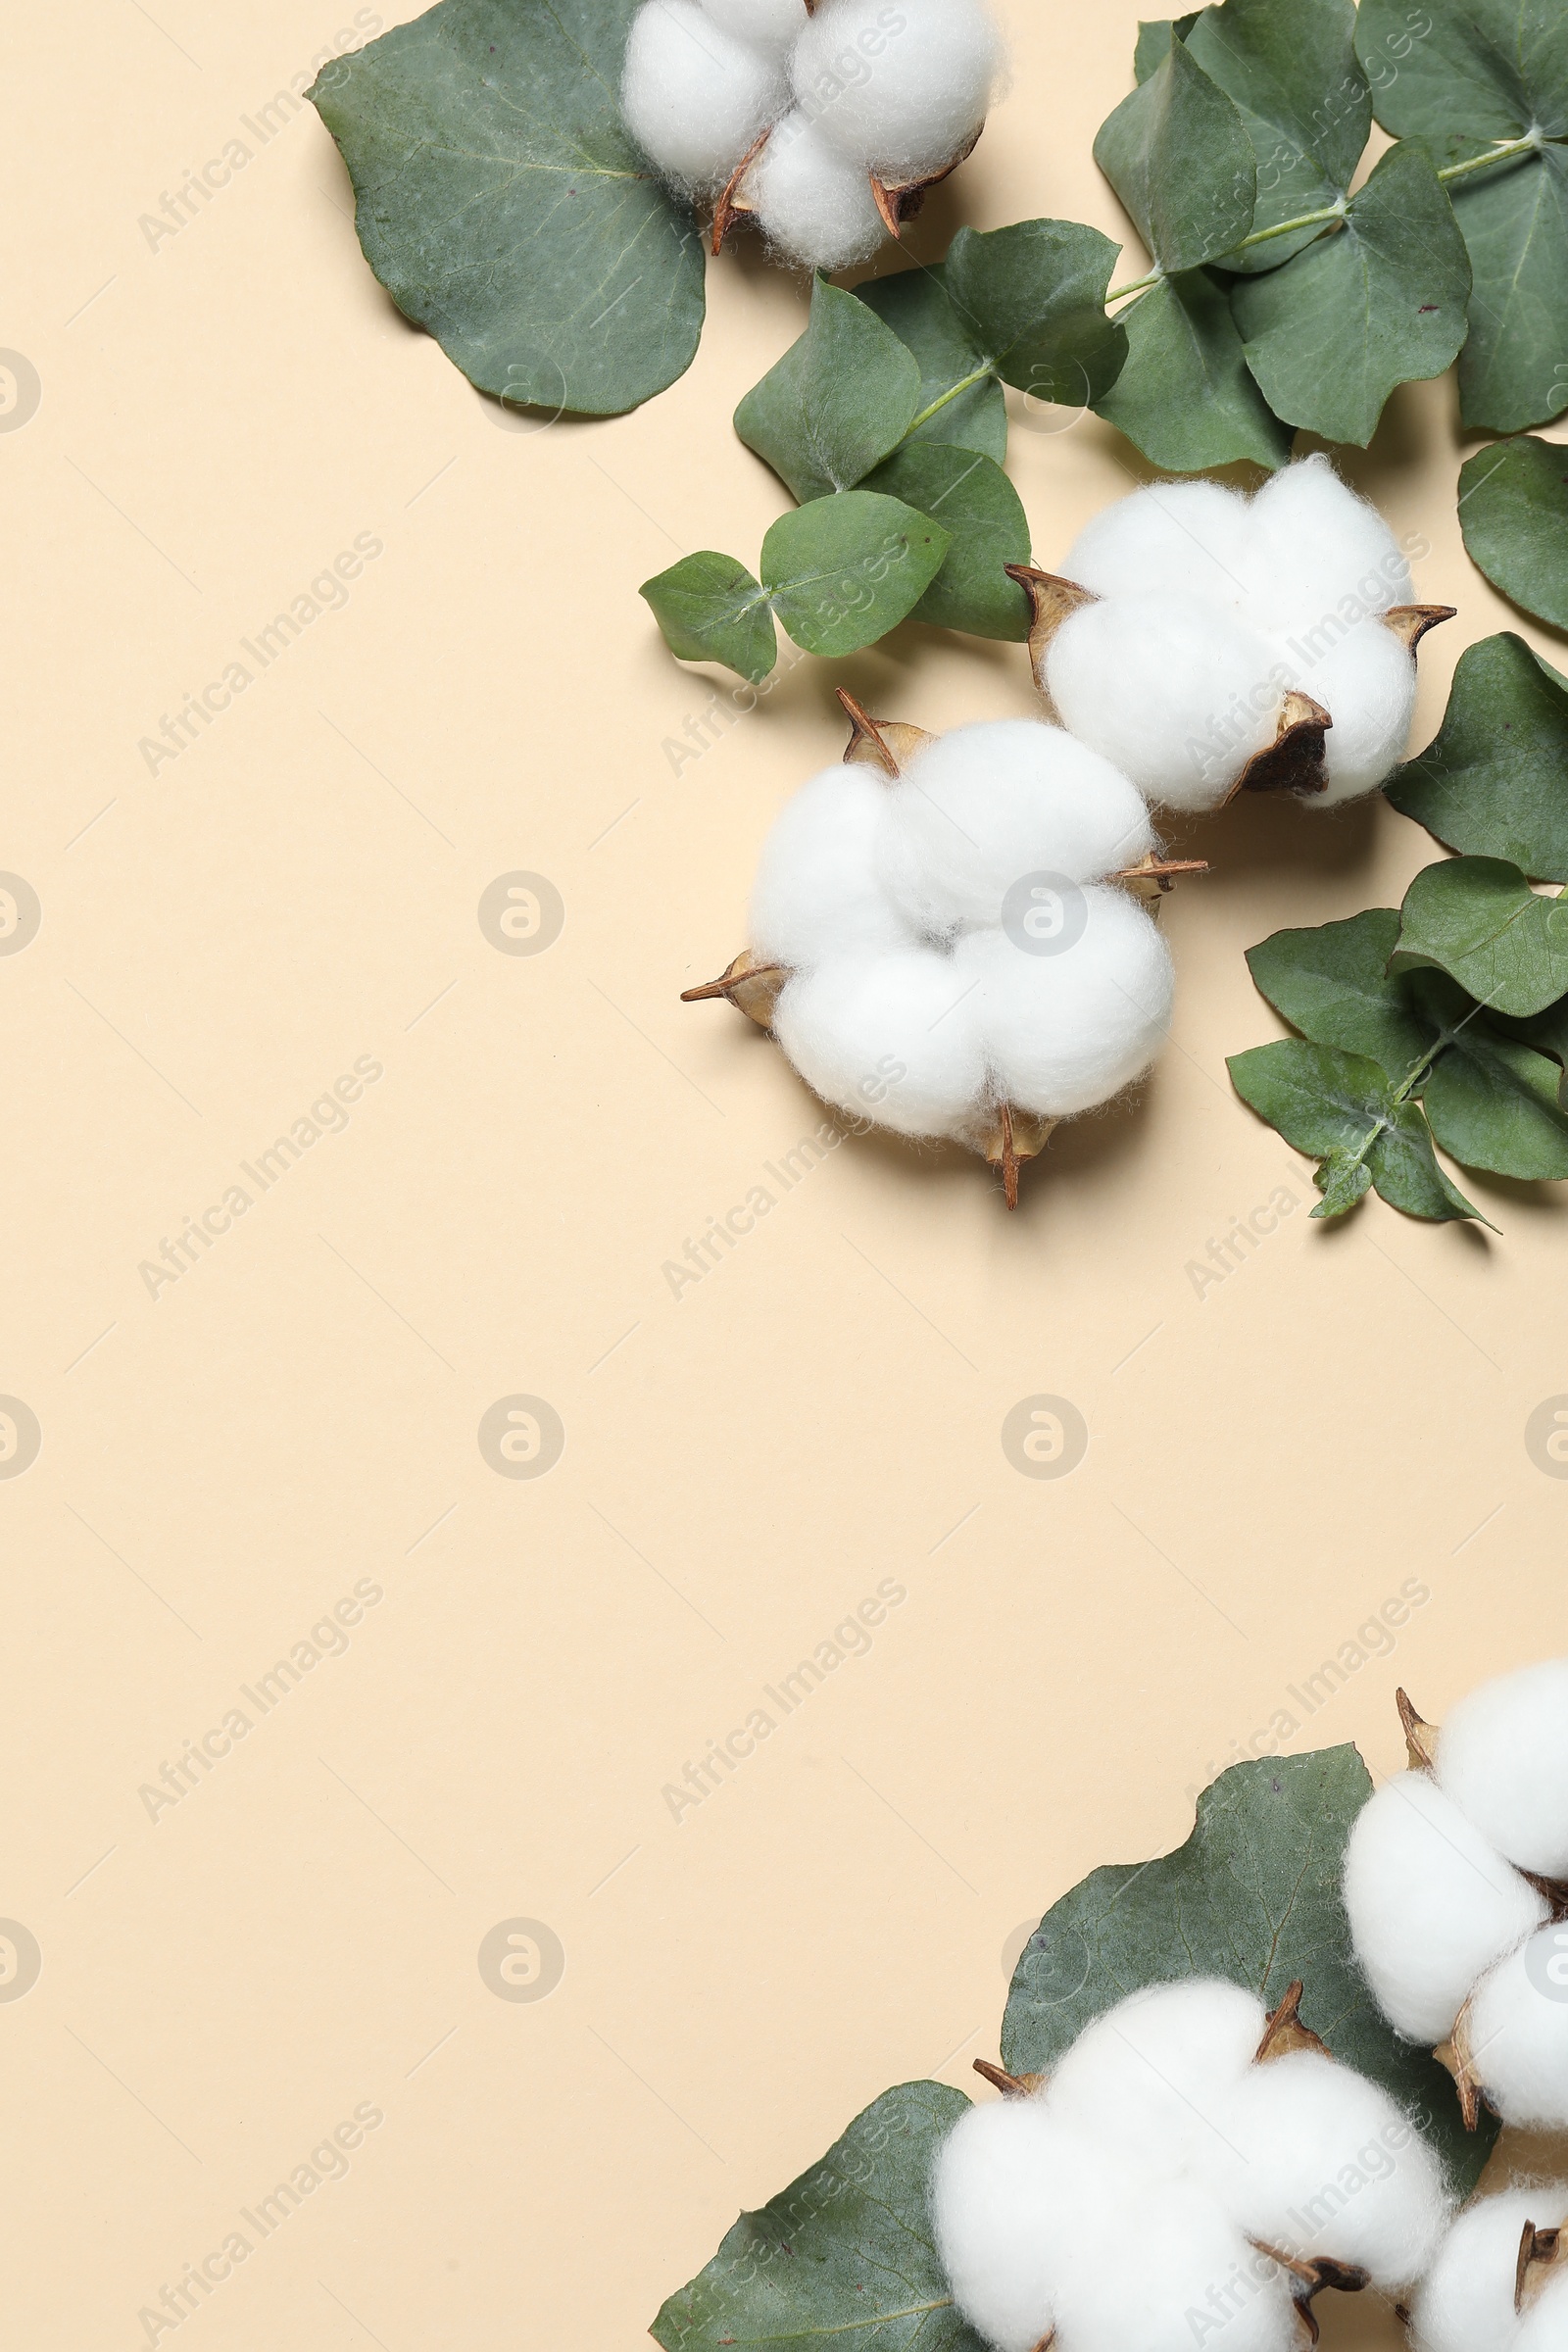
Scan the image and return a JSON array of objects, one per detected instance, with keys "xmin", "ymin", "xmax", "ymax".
[{"xmin": 4, "ymin": 1, "xmax": 1566, "ymax": 2344}]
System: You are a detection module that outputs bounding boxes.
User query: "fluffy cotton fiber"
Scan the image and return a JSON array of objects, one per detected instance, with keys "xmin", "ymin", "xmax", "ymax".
[
  {"xmin": 620, "ymin": 0, "xmax": 1003, "ymax": 266},
  {"xmin": 931, "ymin": 1979, "xmax": 1449, "ymax": 2352},
  {"xmin": 748, "ymin": 720, "xmax": 1173, "ymax": 1147},
  {"xmin": 1344, "ymin": 1660, "xmax": 1568, "ymax": 2130},
  {"xmin": 1044, "ymin": 457, "xmax": 1421, "ymax": 812},
  {"xmin": 1412, "ymin": 2188, "xmax": 1568, "ymax": 2352}
]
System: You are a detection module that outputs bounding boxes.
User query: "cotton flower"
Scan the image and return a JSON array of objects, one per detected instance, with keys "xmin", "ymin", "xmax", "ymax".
[
  {"xmin": 1018, "ymin": 457, "xmax": 1452, "ymax": 812},
  {"xmin": 931, "ymin": 1978, "xmax": 1450, "ymax": 2352},
  {"xmin": 1410, "ymin": 2187, "xmax": 1568, "ymax": 2352},
  {"xmin": 619, "ymin": 0, "xmax": 1004, "ymax": 269},
  {"xmin": 681, "ymin": 697, "xmax": 1189, "ymax": 1205},
  {"xmin": 1343, "ymin": 1667, "xmax": 1568, "ymax": 2131}
]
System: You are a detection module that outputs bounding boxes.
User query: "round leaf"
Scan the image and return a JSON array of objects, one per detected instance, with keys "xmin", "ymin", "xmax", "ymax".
[
  {"xmin": 861, "ymin": 446, "xmax": 1032, "ymax": 640},
  {"xmin": 1095, "ymin": 269, "xmax": 1293, "ymax": 471},
  {"xmin": 760, "ymin": 492, "xmax": 951, "ymax": 660},
  {"xmin": 1458, "ymin": 435, "xmax": 1568, "ymax": 630},
  {"xmin": 1385, "ymin": 633, "xmax": 1568, "ymax": 881}
]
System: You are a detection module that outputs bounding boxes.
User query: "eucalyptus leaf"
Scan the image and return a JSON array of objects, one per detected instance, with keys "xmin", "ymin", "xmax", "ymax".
[
  {"xmin": 861, "ymin": 446, "xmax": 1030, "ymax": 640},
  {"xmin": 1002, "ymin": 1748, "xmax": 1496, "ymax": 2191},
  {"xmin": 735, "ymin": 279, "xmax": 921, "ymax": 505},
  {"xmin": 1422, "ymin": 1012, "xmax": 1568, "ymax": 1179},
  {"xmin": 1246, "ymin": 908, "xmax": 1432, "ymax": 1073},
  {"xmin": 650, "ymin": 2079, "xmax": 984, "ymax": 2352},
  {"xmin": 760, "ymin": 492, "xmax": 951, "ymax": 660},
  {"xmin": 1385, "ymin": 634, "xmax": 1568, "ymax": 882},
  {"xmin": 1227, "ymin": 1039, "xmax": 1485, "ymax": 1219},
  {"xmin": 942, "ymin": 220, "xmax": 1129, "ymax": 409},
  {"xmin": 1394, "ymin": 856, "xmax": 1568, "ymax": 1017},
  {"xmin": 1499, "ymin": 995, "xmax": 1568, "ymax": 1102},
  {"xmin": 1457, "ymin": 436, "xmax": 1568, "ymax": 630},
  {"xmin": 1451, "ymin": 148, "xmax": 1568, "ymax": 432},
  {"xmin": 1095, "ymin": 35, "xmax": 1258, "ymax": 272},
  {"xmin": 308, "ymin": 0, "xmax": 705, "ymax": 416},
  {"xmin": 1094, "ymin": 269, "xmax": 1293, "ymax": 470},
  {"xmin": 856, "ymin": 269, "xmax": 1007, "ymax": 462},
  {"xmin": 1185, "ymin": 0, "xmax": 1369, "ymax": 270},
  {"xmin": 1231, "ymin": 139, "xmax": 1472, "ymax": 446},
  {"xmin": 639, "ymin": 552, "xmax": 778, "ymax": 683},
  {"xmin": 1134, "ymin": 17, "xmax": 1200, "ymax": 84},
  {"xmin": 1355, "ymin": 0, "xmax": 1568, "ymax": 158}
]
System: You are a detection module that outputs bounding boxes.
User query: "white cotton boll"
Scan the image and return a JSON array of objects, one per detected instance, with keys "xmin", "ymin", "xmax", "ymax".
[
  {"xmin": 1342, "ymin": 1773, "xmax": 1549, "ymax": 2044},
  {"xmin": 1046, "ymin": 595, "xmax": 1283, "ymax": 812},
  {"xmin": 699, "ymin": 0, "xmax": 807, "ymax": 46},
  {"xmin": 1467, "ymin": 1934, "xmax": 1568, "ymax": 2129},
  {"xmin": 1061, "ymin": 480, "xmax": 1254, "ymax": 610},
  {"xmin": 746, "ymin": 109, "xmax": 888, "ymax": 270},
  {"xmin": 1039, "ymin": 1980, "xmax": 1265, "ymax": 2176},
  {"xmin": 620, "ymin": 0, "xmax": 788, "ymax": 193},
  {"xmin": 875, "ymin": 721, "xmax": 1156, "ymax": 940},
  {"xmin": 930, "ymin": 2096, "xmax": 1071, "ymax": 2352},
  {"xmin": 1438, "ymin": 1659, "xmax": 1568, "ymax": 1878},
  {"xmin": 1247, "ymin": 454, "xmax": 1412, "ymax": 638},
  {"xmin": 1050, "ymin": 2176, "xmax": 1299, "ymax": 2352},
  {"xmin": 771, "ymin": 949, "xmax": 986, "ymax": 1137},
  {"xmin": 748, "ymin": 764, "xmax": 916, "ymax": 972},
  {"xmin": 1519, "ymin": 2268, "xmax": 1568, "ymax": 2352},
  {"xmin": 1278, "ymin": 621, "xmax": 1416, "ymax": 806},
  {"xmin": 1410, "ymin": 2188, "xmax": 1568, "ymax": 2352},
  {"xmin": 1202, "ymin": 2051, "xmax": 1450, "ymax": 2288},
  {"xmin": 791, "ymin": 0, "xmax": 1003, "ymax": 181},
  {"xmin": 956, "ymin": 890, "xmax": 1174, "ymax": 1120}
]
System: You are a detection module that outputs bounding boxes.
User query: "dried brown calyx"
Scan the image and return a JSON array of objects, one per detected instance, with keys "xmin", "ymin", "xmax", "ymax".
[
  {"xmin": 679, "ymin": 690, "xmax": 1206, "ymax": 1211},
  {"xmin": 1255, "ymin": 1979, "xmax": 1332, "ymax": 2063},
  {"xmin": 972, "ymin": 2057, "xmax": 1047, "ymax": 2097},
  {"xmin": 1434, "ymin": 1996, "xmax": 1485, "ymax": 2131},
  {"xmin": 711, "ymin": 126, "xmax": 983, "ymax": 255},
  {"xmin": 1252, "ymin": 2243, "xmax": 1371, "ymax": 2348},
  {"xmin": 1517, "ymin": 2219, "xmax": 1568, "ymax": 2315},
  {"xmin": 1004, "ymin": 567, "xmax": 1455, "ymax": 803}
]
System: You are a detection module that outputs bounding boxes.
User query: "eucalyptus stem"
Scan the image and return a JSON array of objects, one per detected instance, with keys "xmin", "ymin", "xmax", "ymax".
[
  {"xmin": 1102, "ymin": 131, "xmax": 1544, "ymax": 307},
  {"xmin": 903, "ymin": 366, "xmax": 995, "ymax": 435}
]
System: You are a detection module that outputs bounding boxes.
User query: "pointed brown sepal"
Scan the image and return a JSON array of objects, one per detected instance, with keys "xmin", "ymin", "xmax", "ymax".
[
  {"xmin": 981, "ymin": 1104, "xmax": 1055, "ymax": 1209},
  {"xmin": 838, "ymin": 690, "xmax": 934, "ymax": 778},
  {"xmin": 1110, "ymin": 854, "xmax": 1210, "ymax": 907},
  {"xmin": 1396, "ymin": 1687, "xmax": 1439, "ymax": 1772},
  {"xmin": 1232, "ymin": 691, "xmax": 1332, "ymax": 800},
  {"xmin": 866, "ymin": 129, "xmax": 983, "ymax": 240},
  {"xmin": 710, "ymin": 128, "xmax": 769, "ymax": 253},
  {"xmin": 1434, "ymin": 1998, "xmax": 1484, "ymax": 2131},
  {"xmin": 868, "ymin": 173, "xmax": 904, "ymax": 238},
  {"xmin": 972, "ymin": 2057, "xmax": 1039, "ymax": 2097},
  {"xmin": 679, "ymin": 949, "xmax": 786, "ymax": 1029},
  {"xmin": 1256, "ymin": 1981, "xmax": 1331, "ymax": 2064},
  {"xmin": 1251, "ymin": 2242, "xmax": 1369, "ymax": 2348},
  {"xmin": 1517, "ymin": 2221, "xmax": 1566, "ymax": 2315},
  {"xmin": 1382, "ymin": 603, "xmax": 1456, "ymax": 653},
  {"xmin": 1005, "ymin": 567, "xmax": 1101, "ymax": 721}
]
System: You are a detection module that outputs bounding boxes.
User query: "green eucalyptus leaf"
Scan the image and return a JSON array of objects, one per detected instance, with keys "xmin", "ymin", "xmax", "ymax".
[
  {"xmin": 1002, "ymin": 1748, "xmax": 1496, "ymax": 2191},
  {"xmin": 1385, "ymin": 634, "xmax": 1568, "ymax": 882},
  {"xmin": 1451, "ymin": 149, "xmax": 1568, "ymax": 432},
  {"xmin": 1458, "ymin": 436, "xmax": 1568, "ymax": 630},
  {"xmin": 1185, "ymin": 0, "xmax": 1370, "ymax": 270},
  {"xmin": 1498, "ymin": 995, "xmax": 1568, "ymax": 1102},
  {"xmin": 1246, "ymin": 908, "xmax": 1433, "ymax": 1072},
  {"xmin": 1231, "ymin": 139, "xmax": 1472, "ymax": 446},
  {"xmin": 760, "ymin": 492, "xmax": 951, "ymax": 660},
  {"xmin": 1096, "ymin": 35, "xmax": 1258, "ymax": 272},
  {"xmin": 861, "ymin": 446, "xmax": 1031, "ymax": 640},
  {"xmin": 1227, "ymin": 1038, "xmax": 1485, "ymax": 1220},
  {"xmin": 735, "ymin": 279, "xmax": 921, "ymax": 505},
  {"xmin": 855, "ymin": 269, "xmax": 1007, "ymax": 461},
  {"xmin": 1094, "ymin": 268, "xmax": 1293, "ymax": 470},
  {"xmin": 639, "ymin": 552, "xmax": 778, "ymax": 683},
  {"xmin": 943, "ymin": 220, "xmax": 1130, "ymax": 409},
  {"xmin": 1394, "ymin": 856, "xmax": 1568, "ymax": 1017},
  {"xmin": 307, "ymin": 0, "xmax": 705, "ymax": 416},
  {"xmin": 1422, "ymin": 1011, "xmax": 1568, "ymax": 1178},
  {"xmin": 1134, "ymin": 16, "xmax": 1200, "ymax": 83},
  {"xmin": 650, "ymin": 2079, "xmax": 984, "ymax": 2352},
  {"xmin": 1354, "ymin": 0, "xmax": 1568, "ymax": 157}
]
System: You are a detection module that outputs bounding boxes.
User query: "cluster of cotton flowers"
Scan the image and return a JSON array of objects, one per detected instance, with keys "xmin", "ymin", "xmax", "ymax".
[
  {"xmin": 1412, "ymin": 2187, "xmax": 1568, "ymax": 2352},
  {"xmin": 932, "ymin": 1978, "xmax": 1451, "ymax": 2352},
  {"xmin": 619, "ymin": 0, "xmax": 1004, "ymax": 270},
  {"xmin": 682, "ymin": 700, "xmax": 1185, "ymax": 1203},
  {"xmin": 1021, "ymin": 455, "xmax": 1452, "ymax": 812},
  {"xmin": 1344, "ymin": 1663, "xmax": 1568, "ymax": 2133}
]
